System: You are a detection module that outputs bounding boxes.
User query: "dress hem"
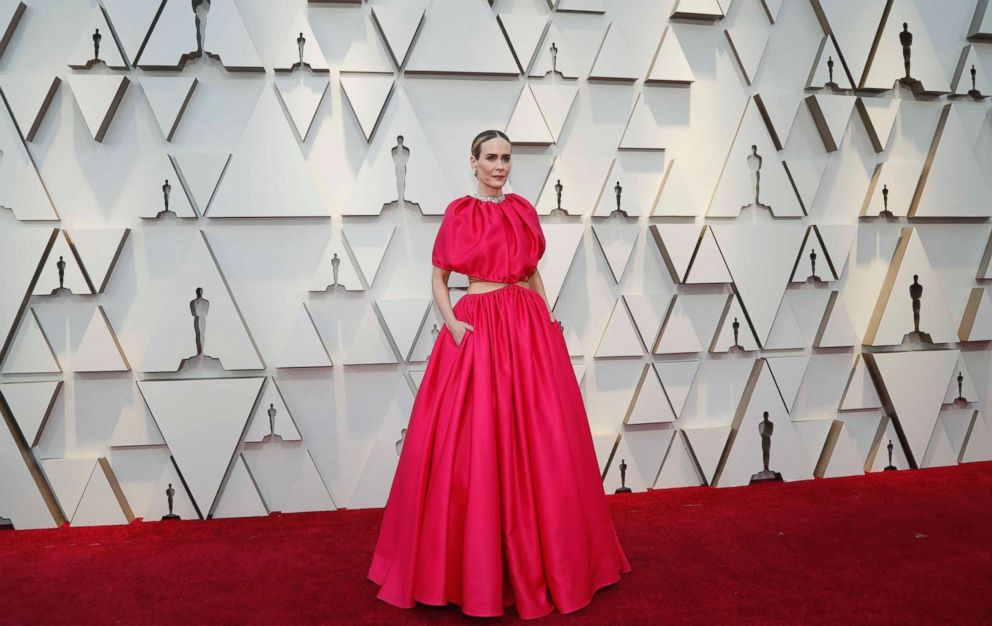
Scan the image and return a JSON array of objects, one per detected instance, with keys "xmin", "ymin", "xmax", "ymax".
[{"xmin": 367, "ymin": 562, "xmax": 632, "ymax": 620}]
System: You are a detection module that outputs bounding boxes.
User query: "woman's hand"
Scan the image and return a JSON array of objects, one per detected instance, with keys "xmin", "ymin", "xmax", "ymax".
[
  {"xmin": 548, "ymin": 308, "xmax": 562, "ymax": 331},
  {"xmin": 447, "ymin": 319, "xmax": 474, "ymax": 346}
]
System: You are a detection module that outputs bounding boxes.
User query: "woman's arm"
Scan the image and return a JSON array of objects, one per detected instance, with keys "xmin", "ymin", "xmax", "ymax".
[
  {"xmin": 527, "ymin": 268, "xmax": 557, "ymax": 323},
  {"xmin": 432, "ymin": 267, "xmax": 457, "ymax": 326},
  {"xmin": 432, "ymin": 267, "xmax": 473, "ymax": 344}
]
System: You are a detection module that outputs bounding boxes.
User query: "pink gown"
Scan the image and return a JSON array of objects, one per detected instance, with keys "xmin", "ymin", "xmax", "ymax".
[{"xmin": 366, "ymin": 192, "xmax": 632, "ymax": 620}]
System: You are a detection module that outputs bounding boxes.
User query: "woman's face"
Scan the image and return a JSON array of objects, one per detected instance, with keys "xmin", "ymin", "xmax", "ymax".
[{"xmin": 471, "ymin": 136, "xmax": 511, "ymax": 192}]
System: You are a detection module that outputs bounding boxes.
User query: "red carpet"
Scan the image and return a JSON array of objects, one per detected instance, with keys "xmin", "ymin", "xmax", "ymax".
[{"xmin": 2, "ymin": 462, "xmax": 991, "ymax": 625}]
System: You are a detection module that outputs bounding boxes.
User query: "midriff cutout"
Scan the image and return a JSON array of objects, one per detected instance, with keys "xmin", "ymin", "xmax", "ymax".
[{"xmin": 466, "ymin": 277, "xmax": 531, "ymax": 294}]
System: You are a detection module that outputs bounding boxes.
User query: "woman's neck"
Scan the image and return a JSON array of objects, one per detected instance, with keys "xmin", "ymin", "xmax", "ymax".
[{"xmin": 476, "ymin": 183, "xmax": 503, "ymax": 197}]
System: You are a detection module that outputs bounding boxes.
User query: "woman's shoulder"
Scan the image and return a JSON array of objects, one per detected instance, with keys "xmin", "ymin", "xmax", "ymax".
[
  {"xmin": 506, "ymin": 192, "xmax": 527, "ymax": 203},
  {"xmin": 442, "ymin": 194, "xmax": 474, "ymax": 213},
  {"xmin": 509, "ymin": 193, "xmax": 541, "ymax": 221},
  {"xmin": 506, "ymin": 192, "xmax": 536, "ymax": 210}
]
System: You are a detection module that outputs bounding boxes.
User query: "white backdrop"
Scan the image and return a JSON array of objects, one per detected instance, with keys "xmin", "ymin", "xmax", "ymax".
[{"xmin": 2, "ymin": 0, "xmax": 992, "ymax": 529}]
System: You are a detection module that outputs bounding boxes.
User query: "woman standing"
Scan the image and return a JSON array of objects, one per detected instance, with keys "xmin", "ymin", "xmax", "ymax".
[{"xmin": 367, "ymin": 130, "xmax": 632, "ymax": 619}]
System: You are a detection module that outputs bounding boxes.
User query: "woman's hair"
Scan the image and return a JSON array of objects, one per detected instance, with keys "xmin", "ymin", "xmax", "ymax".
[{"xmin": 471, "ymin": 130, "xmax": 511, "ymax": 159}]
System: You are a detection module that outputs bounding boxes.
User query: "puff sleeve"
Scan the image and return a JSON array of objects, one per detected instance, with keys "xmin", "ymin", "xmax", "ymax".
[{"xmin": 431, "ymin": 200, "xmax": 459, "ymax": 272}]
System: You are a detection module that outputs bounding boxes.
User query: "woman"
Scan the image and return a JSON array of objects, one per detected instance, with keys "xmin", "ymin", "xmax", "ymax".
[{"xmin": 367, "ymin": 130, "xmax": 632, "ymax": 619}]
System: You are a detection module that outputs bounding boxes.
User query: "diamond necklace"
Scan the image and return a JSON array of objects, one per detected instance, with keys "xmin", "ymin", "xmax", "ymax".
[{"xmin": 472, "ymin": 192, "xmax": 506, "ymax": 203}]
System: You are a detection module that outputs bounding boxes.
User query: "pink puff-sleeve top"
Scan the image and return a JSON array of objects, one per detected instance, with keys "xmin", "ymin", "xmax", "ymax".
[{"xmin": 431, "ymin": 193, "xmax": 546, "ymax": 283}]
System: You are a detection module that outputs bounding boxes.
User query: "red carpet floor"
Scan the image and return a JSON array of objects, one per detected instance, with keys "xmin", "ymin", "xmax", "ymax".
[{"xmin": 2, "ymin": 462, "xmax": 991, "ymax": 625}]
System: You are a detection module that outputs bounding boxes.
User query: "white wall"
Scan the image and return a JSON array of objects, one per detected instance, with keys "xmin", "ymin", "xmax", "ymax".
[{"xmin": 1, "ymin": 0, "xmax": 991, "ymax": 529}]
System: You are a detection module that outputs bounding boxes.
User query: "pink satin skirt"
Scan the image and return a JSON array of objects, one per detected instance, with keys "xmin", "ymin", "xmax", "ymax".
[{"xmin": 367, "ymin": 284, "xmax": 632, "ymax": 619}]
